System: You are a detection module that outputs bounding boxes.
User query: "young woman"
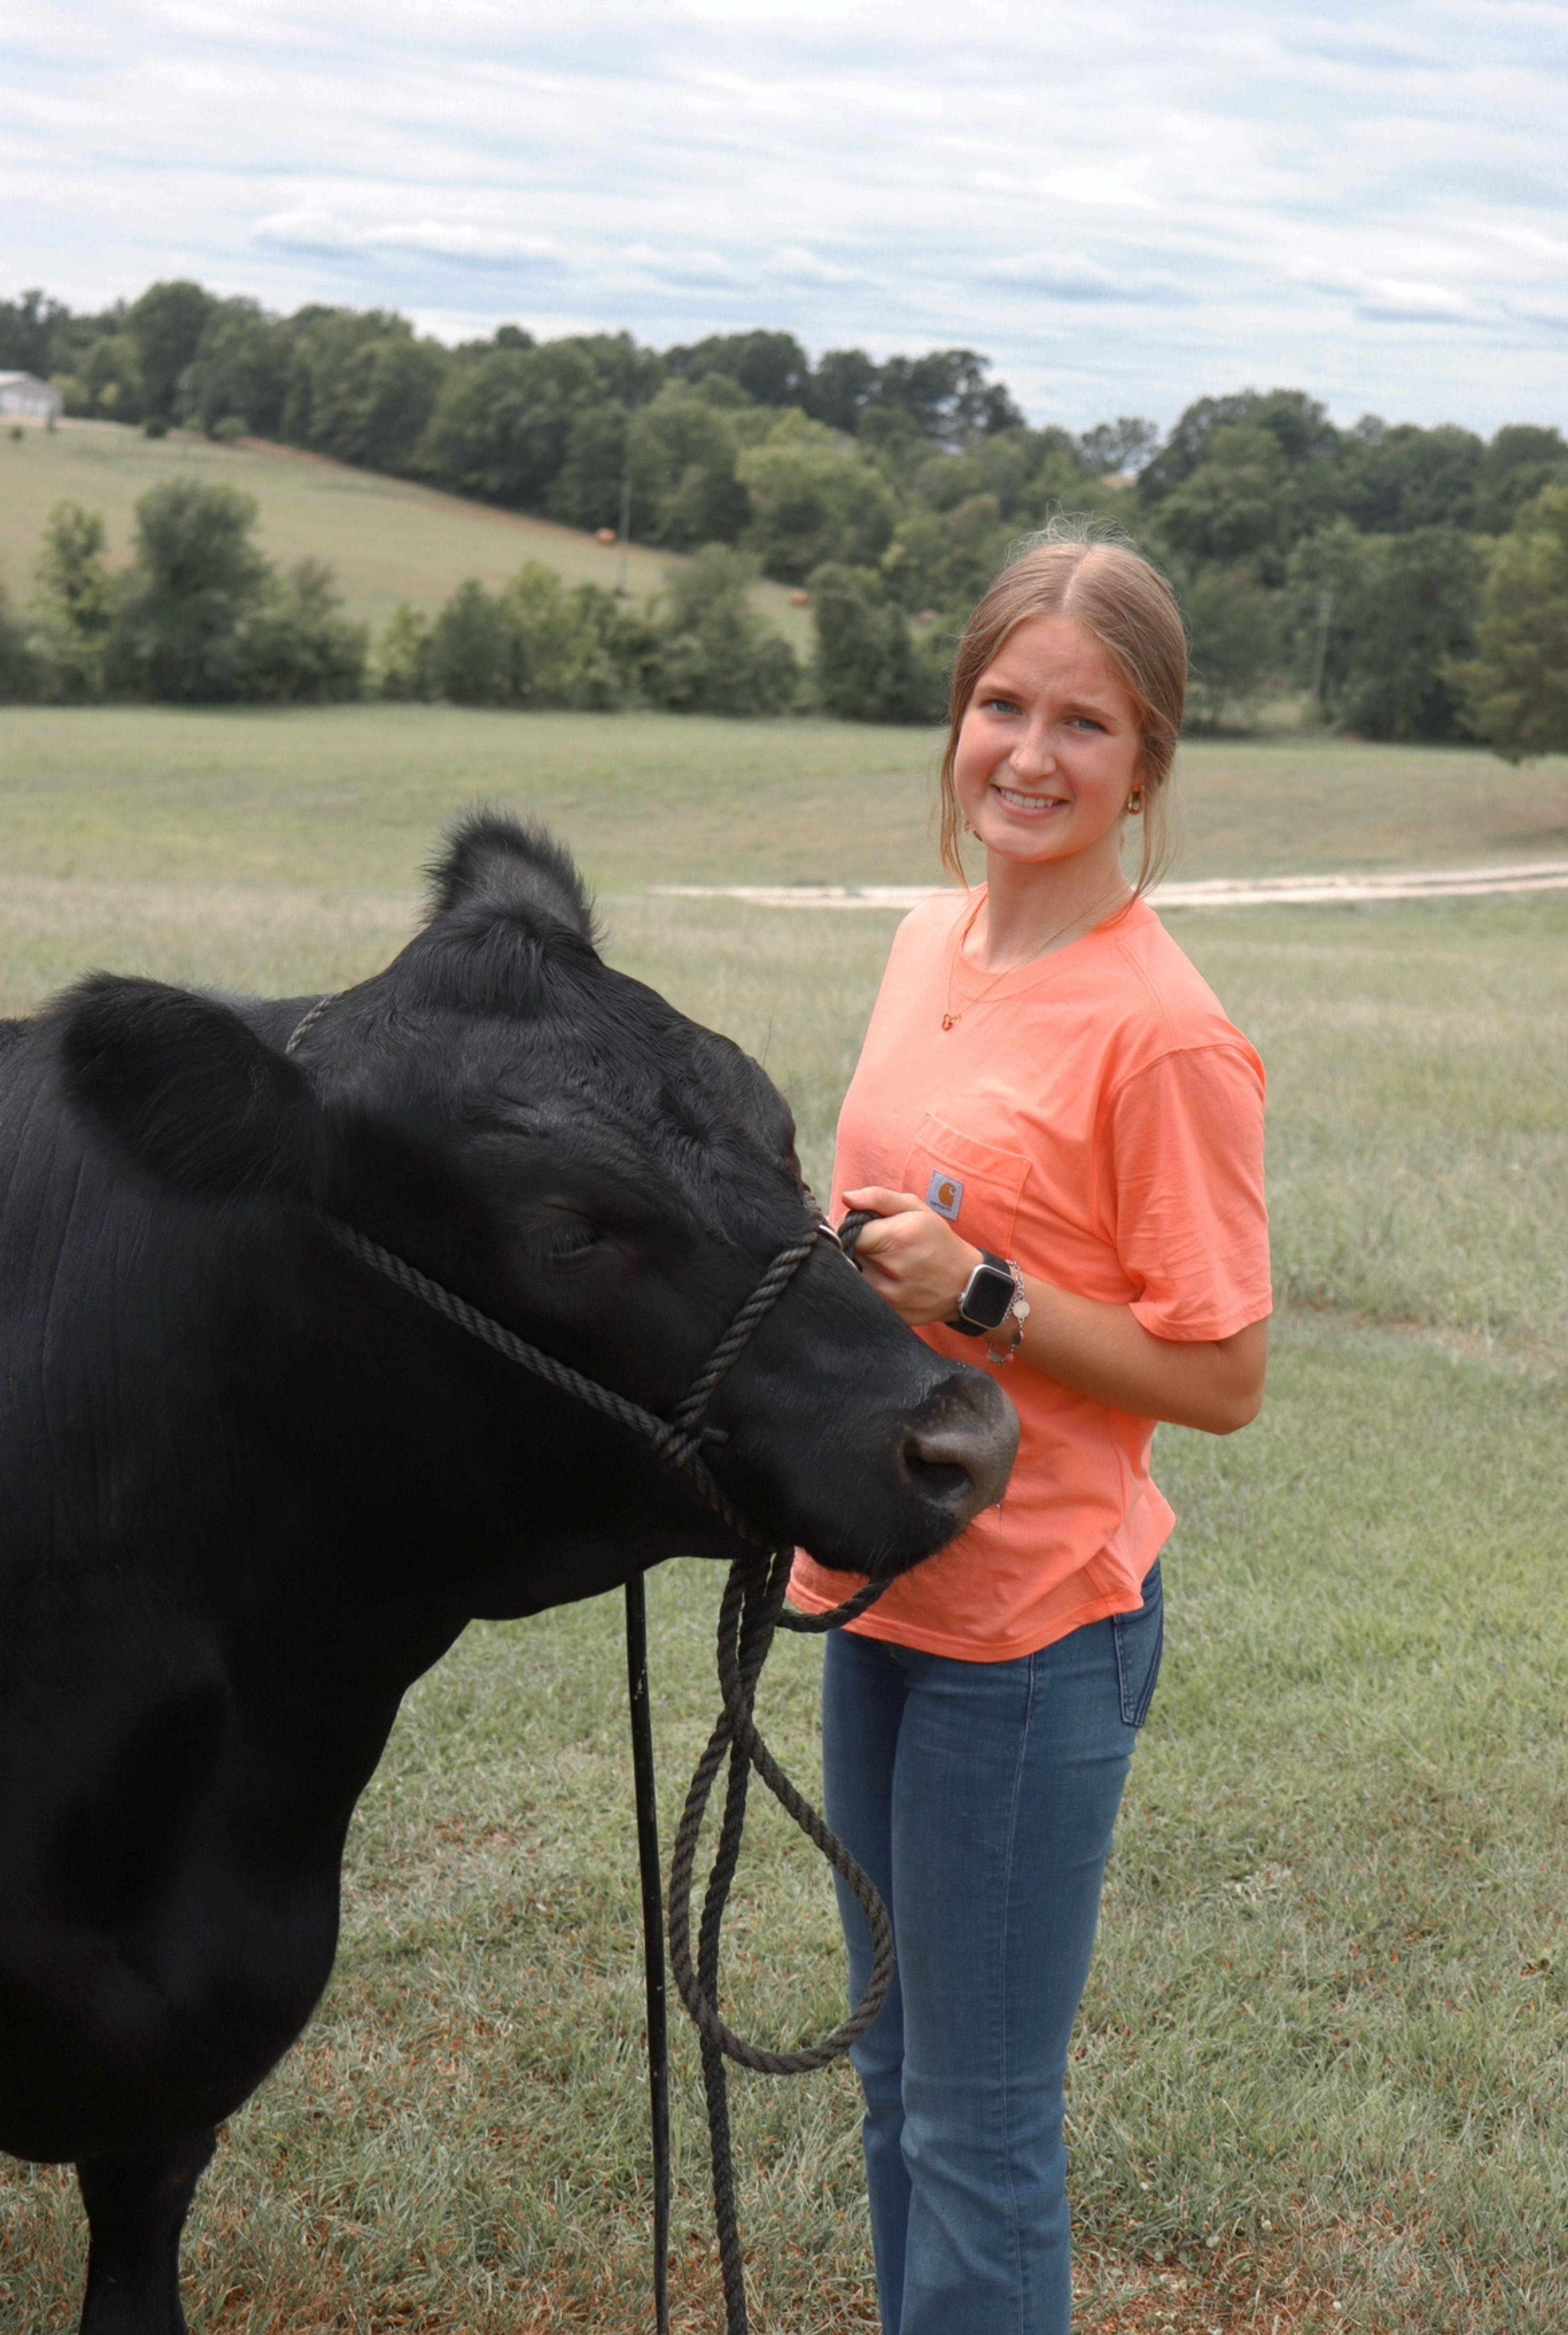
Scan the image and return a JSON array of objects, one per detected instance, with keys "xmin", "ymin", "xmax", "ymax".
[{"xmin": 789, "ymin": 526, "xmax": 1272, "ymax": 2335}]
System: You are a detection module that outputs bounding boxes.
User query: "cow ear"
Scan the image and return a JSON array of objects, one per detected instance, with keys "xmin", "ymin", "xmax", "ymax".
[
  {"xmin": 687, "ymin": 1025, "xmax": 803, "ymax": 1178},
  {"xmin": 428, "ymin": 809, "xmax": 597, "ymax": 943},
  {"xmin": 58, "ymin": 975, "xmax": 334, "ymax": 1202}
]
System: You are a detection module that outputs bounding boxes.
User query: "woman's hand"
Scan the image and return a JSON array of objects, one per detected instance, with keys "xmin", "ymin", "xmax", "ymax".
[
  {"xmin": 841, "ymin": 1186, "xmax": 982, "ymax": 1327},
  {"xmin": 842, "ymin": 1185, "xmax": 1268, "ymax": 1436}
]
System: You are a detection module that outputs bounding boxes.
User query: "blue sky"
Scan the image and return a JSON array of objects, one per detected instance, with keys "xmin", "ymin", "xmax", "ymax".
[{"xmin": 5, "ymin": 0, "xmax": 1566, "ymax": 435}]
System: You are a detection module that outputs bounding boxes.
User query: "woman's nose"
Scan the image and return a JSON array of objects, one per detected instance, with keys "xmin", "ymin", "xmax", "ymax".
[{"xmin": 1010, "ymin": 723, "xmax": 1056, "ymax": 776}]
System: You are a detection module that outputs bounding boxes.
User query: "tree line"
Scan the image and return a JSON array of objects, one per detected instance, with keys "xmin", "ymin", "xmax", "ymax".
[{"xmin": 3, "ymin": 280, "xmax": 1566, "ymax": 751}]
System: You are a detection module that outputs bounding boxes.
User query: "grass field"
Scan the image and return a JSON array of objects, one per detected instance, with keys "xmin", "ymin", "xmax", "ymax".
[
  {"xmin": 0, "ymin": 423, "xmax": 812, "ymax": 648},
  {"xmin": 2, "ymin": 709, "xmax": 1567, "ymax": 2333}
]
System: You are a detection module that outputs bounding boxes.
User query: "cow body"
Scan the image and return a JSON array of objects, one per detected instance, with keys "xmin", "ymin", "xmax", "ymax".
[{"xmin": 0, "ymin": 816, "xmax": 1015, "ymax": 2333}]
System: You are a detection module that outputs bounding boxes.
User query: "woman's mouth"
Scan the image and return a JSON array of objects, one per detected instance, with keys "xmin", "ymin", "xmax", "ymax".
[{"xmin": 994, "ymin": 785, "xmax": 1066, "ymax": 813}]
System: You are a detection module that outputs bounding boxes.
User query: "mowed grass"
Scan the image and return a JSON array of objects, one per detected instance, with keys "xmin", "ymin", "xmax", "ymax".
[
  {"xmin": 2, "ymin": 710, "xmax": 1567, "ymax": 2332},
  {"xmin": 3, "ymin": 704, "xmax": 1568, "ymax": 896},
  {"xmin": 0, "ymin": 423, "xmax": 811, "ymax": 647}
]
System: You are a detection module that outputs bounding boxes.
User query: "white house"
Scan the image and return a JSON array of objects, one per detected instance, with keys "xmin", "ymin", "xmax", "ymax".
[{"xmin": 0, "ymin": 372, "xmax": 65, "ymax": 424}]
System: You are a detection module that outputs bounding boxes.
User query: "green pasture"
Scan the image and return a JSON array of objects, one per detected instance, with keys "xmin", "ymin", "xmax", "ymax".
[
  {"xmin": 3, "ymin": 704, "xmax": 1567, "ymax": 899},
  {"xmin": 0, "ymin": 422, "xmax": 812, "ymax": 648},
  {"xmin": 2, "ymin": 709, "xmax": 1567, "ymax": 2333}
]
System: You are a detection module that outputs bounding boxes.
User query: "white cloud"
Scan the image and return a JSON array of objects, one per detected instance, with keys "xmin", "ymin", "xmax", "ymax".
[
  {"xmin": 1292, "ymin": 261, "xmax": 1486, "ymax": 326},
  {"xmin": 256, "ymin": 208, "xmax": 559, "ymax": 265},
  {"xmin": 765, "ymin": 245, "xmax": 870, "ymax": 287},
  {"xmin": 3, "ymin": 0, "xmax": 1566, "ymax": 430},
  {"xmin": 978, "ymin": 253, "xmax": 1194, "ymax": 306}
]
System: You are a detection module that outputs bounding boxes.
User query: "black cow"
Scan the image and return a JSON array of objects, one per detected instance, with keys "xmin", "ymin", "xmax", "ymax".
[{"xmin": 0, "ymin": 815, "xmax": 1015, "ymax": 2335}]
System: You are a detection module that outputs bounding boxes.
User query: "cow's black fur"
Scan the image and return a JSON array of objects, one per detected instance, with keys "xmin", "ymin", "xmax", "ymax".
[{"xmin": 0, "ymin": 814, "xmax": 1015, "ymax": 2334}]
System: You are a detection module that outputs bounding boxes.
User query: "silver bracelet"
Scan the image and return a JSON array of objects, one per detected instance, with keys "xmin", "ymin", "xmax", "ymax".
[{"xmin": 985, "ymin": 1263, "xmax": 1030, "ymax": 1365}]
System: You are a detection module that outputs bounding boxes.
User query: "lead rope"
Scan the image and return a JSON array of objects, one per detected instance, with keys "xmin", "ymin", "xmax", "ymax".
[
  {"xmin": 654, "ymin": 1550, "xmax": 891, "ymax": 2335},
  {"xmin": 323, "ymin": 1217, "xmax": 894, "ymax": 2333},
  {"xmin": 285, "ymin": 997, "xmax": 894, "ymax": 2333}
]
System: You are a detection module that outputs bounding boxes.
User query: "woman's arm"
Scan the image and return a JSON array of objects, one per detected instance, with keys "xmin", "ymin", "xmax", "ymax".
[{"xmin": 842, "ymin": 1185, "xmax": 1269, "ymax": 1436}]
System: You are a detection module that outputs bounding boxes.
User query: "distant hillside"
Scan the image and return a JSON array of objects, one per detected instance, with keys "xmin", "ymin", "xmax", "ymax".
[{"xmin": 0, "ymin": 422, "xmax": 811, "ymax": 649}]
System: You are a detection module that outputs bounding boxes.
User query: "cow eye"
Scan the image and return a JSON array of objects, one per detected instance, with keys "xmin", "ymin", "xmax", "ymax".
[{"xmin": 528, "ymin": 1214, "xmax": 605, "ymax": 1265}]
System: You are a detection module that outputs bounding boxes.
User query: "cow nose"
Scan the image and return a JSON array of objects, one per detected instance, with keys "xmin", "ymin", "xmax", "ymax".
[{"xmin": 899, "ymin": 1372, "xmax": 1019, "ymax": 1525}]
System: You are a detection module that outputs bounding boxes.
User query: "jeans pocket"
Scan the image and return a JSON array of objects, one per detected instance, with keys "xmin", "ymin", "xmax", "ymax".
[{"xmin": 1112, "ymin": 1560, "xmax": 1165, "ymax": 1729}]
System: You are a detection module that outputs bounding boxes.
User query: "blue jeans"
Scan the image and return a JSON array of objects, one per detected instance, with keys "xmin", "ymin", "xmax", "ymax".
[{"xmin": 821, "ymin": 1563, "xmax": 1163, "ymax": 2335}]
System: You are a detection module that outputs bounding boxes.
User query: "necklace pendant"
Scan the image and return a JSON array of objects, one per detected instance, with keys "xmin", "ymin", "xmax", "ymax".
[{"xmin": 941, "ymin": 1013, "xmax": 958, "ymax": 1030}]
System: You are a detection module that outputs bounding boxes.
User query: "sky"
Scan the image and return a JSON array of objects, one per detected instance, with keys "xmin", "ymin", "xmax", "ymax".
[{"xmin": 5, "ymin": 0, "xmax": 1567, "ymax": 437}]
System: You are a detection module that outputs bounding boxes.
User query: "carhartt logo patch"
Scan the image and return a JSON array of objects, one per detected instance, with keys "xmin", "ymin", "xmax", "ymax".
[{"xmin": 927, "ymin": 1171, "xmax": 964, "ymax": 1221}]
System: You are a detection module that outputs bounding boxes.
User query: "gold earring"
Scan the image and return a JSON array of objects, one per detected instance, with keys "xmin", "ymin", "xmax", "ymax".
[{"xmin": 1127, "ymin": 790, "xmax": 1143, "ymax": 816}]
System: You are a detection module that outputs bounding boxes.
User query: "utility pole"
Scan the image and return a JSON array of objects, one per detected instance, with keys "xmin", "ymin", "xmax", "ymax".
[
  {"xmin": 616, "ymin": 448, "xmax": 633, "ymax": 599},
  {"xmin": 1309, "ymin": 589, "xmax": 1334, "ymax": 714}
]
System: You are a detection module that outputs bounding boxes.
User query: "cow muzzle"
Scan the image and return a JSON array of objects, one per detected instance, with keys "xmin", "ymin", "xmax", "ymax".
[{"xmin": 896, "ymin": 1368, "xmax": 1019, "ymax": 1530}]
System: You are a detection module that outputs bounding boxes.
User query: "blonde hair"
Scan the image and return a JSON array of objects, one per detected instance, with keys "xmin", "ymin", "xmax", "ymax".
[{"xmin": 936, "ymin": 517, "xmax": 1187, "ymax": 892}]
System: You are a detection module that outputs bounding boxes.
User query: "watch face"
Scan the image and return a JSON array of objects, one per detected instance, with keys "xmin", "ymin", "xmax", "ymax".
[{"xmin": 960, "ymin": 1260, "xmax": 1015, "ymax": 1331}]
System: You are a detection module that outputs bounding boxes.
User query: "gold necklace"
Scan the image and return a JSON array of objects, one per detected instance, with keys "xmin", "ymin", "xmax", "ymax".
[{"xmin": 940, "ymin": 887, "xmax": 1129, "ymax": 1030}]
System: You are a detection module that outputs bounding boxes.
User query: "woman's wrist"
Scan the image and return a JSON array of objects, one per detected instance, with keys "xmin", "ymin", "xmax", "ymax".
[{"xmin": 948, "ymin": 1247, "xmax": 1031, "ymax": 1360}]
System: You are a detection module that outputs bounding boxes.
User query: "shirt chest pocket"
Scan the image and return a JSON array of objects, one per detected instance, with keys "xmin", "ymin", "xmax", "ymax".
[{"xmin": 900, "ymin": 1113, "xmax": 1031, "ymax": 1258}]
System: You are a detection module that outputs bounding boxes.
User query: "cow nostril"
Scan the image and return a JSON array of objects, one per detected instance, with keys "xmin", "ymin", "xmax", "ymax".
[
  {"xmin": 902, "ymin": 1452, "xmax": 972, "ymax": 1505},
  {"xmin": 902, "ymin": 1423, "xmax": 995, "ymax": 1506},
  {"xmin": 900, "ymin": 1379, "xmax": 1020, "ymax": 1519}
]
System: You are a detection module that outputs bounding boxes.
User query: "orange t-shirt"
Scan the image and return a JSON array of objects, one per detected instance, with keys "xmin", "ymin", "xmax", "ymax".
[{"xmin": 789, "ymin": 889, "xmax": 1272, "ymax": 1660}]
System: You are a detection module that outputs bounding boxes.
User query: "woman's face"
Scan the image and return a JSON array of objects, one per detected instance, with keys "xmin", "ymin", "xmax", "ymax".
[{"xmin": 953, "ymin": 615, "xmax": 1144, "ymax": 875}]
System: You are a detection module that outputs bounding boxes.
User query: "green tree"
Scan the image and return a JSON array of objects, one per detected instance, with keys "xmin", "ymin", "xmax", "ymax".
[
  {"xmin": 241, "ymin": 559, "xmax": 368, "ymax": 702},
  {"xmin": 31, "ymin": 500, "xmax": 117, "ymax": 696},
  {"xmin": 808, "ymin": 348, "xmax": 881, "ymax": 434},
  {"xmin": 396, "ymin": 564, "xmax": 647, "ymax": 709},
  {"xmin": 425, "ymin": 579, "xmax": 518, "ymax": 703},
  {"xmin": 417, "ymin": 341, "xmax": 602, "ymax": 506},
  {"xmin": 0, "ymin": 288, "xmax": 73, "ymax": 377},
  {"xmin": 881, "ymin": 493, "xmax": 1011, "ymax": 616},
  {"xmin": 809, "ymin": 562, "xmax": 946, "ymax": 722},
  {"xmin": 498, "ymin": 564, "xmax": 639, "ymax": 709},
  {"xmin": 1337, "ymin": 418, "xmax": 1484, "ymax": 533},
  {"xmin": 109, "ymin": 479, "xmax": 267, "ymax": 698},
  {"xmin": 739, "ymin": 414, "xmax": 901, "ymax": 581},
  {"xmin": 1181, "ymin": 566, "xmax": 1283, "ymax": 730},
  {"xmin": 1138, "ymin": 388, "xmax": 1340, "ymax": 504},
  {"xmin": 108, "ymin": 479, "xmax": 363, "ymax": 702},
  {"xmin": 1078, "ymin": 417, "xmax": 1161, "ymax": 477},
  {"xmin": 0, "ymin": 576, "xmax": 41, "ymax": 700},
  {"xmin": 1452, "ymin": 482, "xmax": 1568, "ymax": 760},
  {"xmin": 1472, "ymin": 426, "xmax": 1568, "ymax": 535},
  {"xmin": 189, "ymin": 299, "xmax": 293, "ymax": 439},
  {"xmin": 1346, "ymin": 528, "xmax": 1483, "ymax": 740},
  {"xmin": 1283, "ymin": 519, "xmax": 1378, "ymax": 716},
  {"xmin": 866, "ymin": 349, "xmax": 1022, "ymax": 445},
  {"xmin": 374, "ymin": 602, "xmax": 434, "ymax": 700},
  {"xmin": 282, "ymin": 311, "xmax": 446, "ymax": 472},
  {"xmin": 626, "ymin": 383, "xmax": 751, "ymax": 549},
  {"xmin": 648, "ymin": 546, "xmax": 799, "ymax": 715},
  {"xmin": 1284, "ymin": 522, "xmax": 1483, "ymax": 741},
  {"xmin": 666, "ymin": 329, "xmax": 811, "ymax": 408},
  {"xmin": 78, "ymin": 332, "xmax": 144, "ymax": 422},
  {"xmin": 544, "ymin": 400, "xmax": 630, "ymax": 533},
  {"xmin": 126, "ymin": 279, "xmax": 216, "ymax": 426},
  {"xmin": 1145, "ymin": 422, "xmax": 1339, "ymax": 584}
]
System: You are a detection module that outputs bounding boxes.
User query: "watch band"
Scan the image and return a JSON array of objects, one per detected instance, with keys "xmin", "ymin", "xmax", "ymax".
[{"xmin": 948, "ymin": 1250, "xmax": 1021, "ymax": 1336}]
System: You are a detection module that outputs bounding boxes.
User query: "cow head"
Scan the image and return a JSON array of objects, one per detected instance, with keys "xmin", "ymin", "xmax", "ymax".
[{"xmin": 57, "ymin": 814, "xmax": 1016, "ymax": 1602}]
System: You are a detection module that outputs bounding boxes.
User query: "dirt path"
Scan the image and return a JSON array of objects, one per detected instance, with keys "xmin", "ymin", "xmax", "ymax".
[{"xmin": 655, "ymin": 858, "xmax": 1568, "ymax": 911}]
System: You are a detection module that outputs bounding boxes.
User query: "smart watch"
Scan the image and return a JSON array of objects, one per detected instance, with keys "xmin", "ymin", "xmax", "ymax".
[{"xmin": 948, "ymin": 1250, "xmax": 1021, "ymax": 1336}]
